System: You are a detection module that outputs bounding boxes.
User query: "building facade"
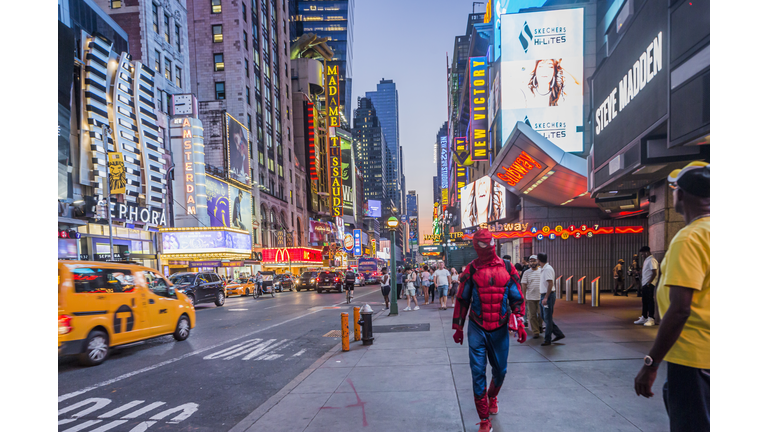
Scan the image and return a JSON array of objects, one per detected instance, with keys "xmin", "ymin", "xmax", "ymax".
[
  {"xmin": 365, "ymin": 79, "xmax": 401, "ymax": 212},
  {"xmin": 352, "ymin": 97, "xmax": 387, "ymax": 207}
]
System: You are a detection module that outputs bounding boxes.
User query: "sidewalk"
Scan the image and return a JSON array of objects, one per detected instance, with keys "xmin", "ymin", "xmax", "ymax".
[{"xmin": 235, "ymin": 293, "xmax": 670, "ymax": 432}]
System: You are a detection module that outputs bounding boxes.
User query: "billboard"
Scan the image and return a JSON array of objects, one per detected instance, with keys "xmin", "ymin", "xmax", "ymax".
[
  {"xmin": 500, "ymin": 8, "xmax": 584, "ymax": 152},
  {"xmin": 366, "ymin": 200, "xmax": 382, "ymax": 218},
  {"xmin": 469, "ymin": 57, "xmax": 489, "ymax": 161},
  {"xmin": 341, "ymin": 135, "xmax": 354, "ymax": 215},
  {"xmin": 460, "ymin": 176, "xmax": 507, "ymax": 229},
  {"xmin": 206, "ymin": 176, "xmax": 231, "ymax": 228},
  {"xmin": 230, "ymin": 185, "xmax": 252, "ymax": 239},
  {"xmin": 353, "ymin": 229, "xmax": 362, "ymax": 256},
  {"xmin": 225, "ymin": 113, "xmax": 251, "ymax": 187},
  {"xmin": 161, "ymin": 230, "xmax": 251, "ymax": 254},
  {"xmin": 326, "ymin": 64, "xmax": 340, "ymax": 127}
]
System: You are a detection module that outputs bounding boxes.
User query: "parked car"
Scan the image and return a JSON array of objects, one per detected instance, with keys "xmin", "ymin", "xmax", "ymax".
[
  {"xmin": 169, "ymin": 272, "xmax": 226, "ymax": 307},
  {"xmin": 274, "ymin": 274, "xmax": 295, "ymax": 292},
  {"xmin": 58, "ymin": 261, "xmax": 195, "ymax": 366},
  {"xmin": 355, "ymin": 273, "xmax": 365, "ymax": 286},
  {"xmin": 316, "ymin": 271, "xmax": 343, "ymax": 293},
  {"xmin": 297, "ymin": 271, "xmax": 318, "ymax": 291}
]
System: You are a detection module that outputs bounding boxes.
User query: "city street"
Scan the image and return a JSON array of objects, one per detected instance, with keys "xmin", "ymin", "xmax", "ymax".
[{"xmin": 57, "ymin": 284, "xmax": 384, "ymax": 431}]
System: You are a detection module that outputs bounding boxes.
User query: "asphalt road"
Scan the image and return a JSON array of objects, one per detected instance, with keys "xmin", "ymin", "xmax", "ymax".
[{"xmin": 58, "ymin": 283, "xmax": 385, "ymax": 432}]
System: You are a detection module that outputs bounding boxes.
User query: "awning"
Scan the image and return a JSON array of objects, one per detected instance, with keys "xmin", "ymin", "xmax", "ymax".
[{"xmin": 490, "ymin": 122, "xmax": 596, "ymax": 208}]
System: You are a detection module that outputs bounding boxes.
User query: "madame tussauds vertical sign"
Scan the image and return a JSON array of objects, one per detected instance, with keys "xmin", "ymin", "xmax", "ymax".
[{"xmin": 330, "ymin": 135, "xmax": 343, "ymax": 216}]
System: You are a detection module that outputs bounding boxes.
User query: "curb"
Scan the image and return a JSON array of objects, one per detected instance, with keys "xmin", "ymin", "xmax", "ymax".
[{"xmin": 228, "ymin": 303, "xmax": 388, "ymax": 432}]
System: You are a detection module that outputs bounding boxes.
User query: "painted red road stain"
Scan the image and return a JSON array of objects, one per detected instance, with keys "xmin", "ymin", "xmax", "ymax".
[{"xmin": 319, "ymin": 378, "xmax": 368, "ymax": 427}]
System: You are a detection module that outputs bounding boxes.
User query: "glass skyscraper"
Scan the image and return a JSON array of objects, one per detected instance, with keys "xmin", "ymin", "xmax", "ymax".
[
  {"xmin": 294, "ymin": 0, "xmax": 354, "ymax": 120},
  {"xmin": 365, "ymin": 79, "xmax": 400, "ymax": 212}
]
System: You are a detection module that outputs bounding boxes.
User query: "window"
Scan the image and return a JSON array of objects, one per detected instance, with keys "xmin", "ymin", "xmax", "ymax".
[
  {"xmin": 215, "ymin": 82, "xmax": 226, "ymax": 99},
  {"xmin": 246, "ymin": 86, "xmax": 250, "ymax": 104},
  {"xmin": 212, "ymin": 25, "xmax": 223, "ymax": 43},
  {"xmin": 243, "ymin": 31, "xmax": 247, "ymax": 49},
  {"xmin": 110, "ymin": 0, "xmax": 122, "ymax": 8},
  {"xmin": 214, "ymin": 53, "xmax": 224, "ymax": 71},
  {"xmin": 175, "ymin": 66, "xmax": 182, "ymax": 88},
  {"xmin": 248, "ymin": 113, "xmax": 252, "ymax": 130},
  {"xmin": 278, "ymin": 164, "xmax": 283, "ymax": 178},
  {"xmin": 152, "ymin": 3, "xmax": 159, "ymax": 33},
  {"xmin": 166, "ymin": 92, "xmax": 172, "ymax": 114},
  {"xmin": 154, "ymin": 50, "xmax": 161, "ymax": 72},
  {"xmin": 144, "ymin": 271, "xmax": 174, "ymax": 298},
  {"xmin": 164, "ymin": 14, "xmax": 170, "ymax": 43},
  {"xmin": 211, "ymin": 0, "xmax": 221, "ymax": 13},
  {"xmin": 175, "ymin": 24, "xmax": 181, "ymax": 52},
  {"xmin": 242, "ymin": 2, "xmax": 247, "ymax": 20},
  {"xmin": 164, "ymin": 58, "xmax": 172, "ymax": 81},
  {"xmin": 245, "ymin": 61, "xmax": 248, "ymax": 77},
  {"xmin": 259, "ymin": 151, "xmax": 264, "ymax": 166},
  {"xmin": 72, "ymin": 268, "xmax": 136, "ymax": 293}
]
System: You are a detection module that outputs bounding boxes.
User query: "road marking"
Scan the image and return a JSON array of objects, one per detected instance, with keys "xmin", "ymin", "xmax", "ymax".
[
  {"xmin": 229, "ymin": 308, "xmax": 249, "ymax": 311},
  {"xmin": 58, "ymin": 398, "xmax": 198, "ymax": 431},
  {"xmin": 58, "ymin": 308, "xmax": 327, "ymax": 403},
  {"xmin": 203, "ymin": 338, "xmax": 294, "ymax": 361},
  {"xmin": 292, "ymin": 349, "xmax": 306, "ymax": 357},
  {"xmin": 264, "ymin": 305, "xmax": 280, "ymax": 309}
]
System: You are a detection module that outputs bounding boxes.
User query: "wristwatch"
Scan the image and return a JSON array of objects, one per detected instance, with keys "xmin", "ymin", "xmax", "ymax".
[{"xmin": 643, "ymin": 355, "xmax": 655, "ymax": 367}]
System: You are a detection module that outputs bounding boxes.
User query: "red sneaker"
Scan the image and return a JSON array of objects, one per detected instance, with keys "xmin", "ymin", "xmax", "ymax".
[
  {"xmin": 489, "ymin": 396, "xmax": 498, "ymax": 415},
  {"xmin": 477, "ymin": 419, "xmax": 493, "ymax": 432}
]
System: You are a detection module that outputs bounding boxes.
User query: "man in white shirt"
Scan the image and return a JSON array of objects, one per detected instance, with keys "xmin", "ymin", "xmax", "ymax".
[
  {"xmin": 635, "ymin": 246, "xmax": 660, "ymax": 326},
  {"xmin": 521, "ymin": 255, "xmax": 543, "ymax": 338},
  {"xmin": 539, "ymin": 253, "xmax": 565, "ymax": 346},
  {"xmin": 434, "ymin": 261, "xmax": 452, "ymax": 310}
]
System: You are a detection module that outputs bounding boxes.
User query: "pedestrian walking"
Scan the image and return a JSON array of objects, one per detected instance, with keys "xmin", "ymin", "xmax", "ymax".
[
  {"xmin": 449, "ymin": 267, "xmax": 459, "ymax": 308},
  {"xmin": 635, "ymin": 246, "xmax": 660, "ymax": 326},
  {"xmin": 396, "ymin": 267, "xmax": 404, "ymax": 300},
  {"xmin": 539, "ymin": 252, "xmax": 565, "ymax": 346},
  {"xmin": 634, "ymin": 162, "xmax": 709, "ymax": 432},
  {"xmin": 452, "ymin": 229, "xmax": 526, "ymax": 432},
  {"xmin": 434, "ymin": 261, "xmax": 452, "ymax": 310},
  {"xmin": 403, "ymin": 266, "xmax": 420, "ymax": 311},
  {"xmin": 420, "ymin": 266, "xmax": 430, "ymax": 301},
  {"xmin": 613, "ymin": 258, "xmax": 626, "ymax": 296},
  {"xmin": 521, "ymin": 255, "xmax": 543, "ymax": 339},
  {"xmin": 630, "ymin": 254, "xmax": 642, "ymax": 296},
  {"xmin": 380, "ymin": 267, "xmax": 391, "ymax": 310},
  {"xmin": 428, "ymin": 267, "xmax": 437, "ymax": 304}
]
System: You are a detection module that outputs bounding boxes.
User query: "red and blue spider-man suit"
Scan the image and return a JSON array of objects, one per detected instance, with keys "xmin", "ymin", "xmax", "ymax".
[{"xmin": 452, "ymin": 229, "xmax": 526, "ymax": 430}]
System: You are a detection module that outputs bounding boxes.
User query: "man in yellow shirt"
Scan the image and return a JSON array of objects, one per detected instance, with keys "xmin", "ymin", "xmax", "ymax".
[{"xmin": 634, "ymin": 161, "xmax": 709, "ymax": 432}]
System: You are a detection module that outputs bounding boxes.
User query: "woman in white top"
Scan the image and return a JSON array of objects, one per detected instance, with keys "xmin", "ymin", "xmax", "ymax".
[
  {"xmin": 380, "ymin": 267, "xmax": 391, "ymax": 311},
  {"xmin": 420, "ymin": 266, "xmax": 431, "ymax": 304},
  {"xmin": 449, "ymin": 268, "xmax": 460, "ymax": 308},
  {"xmin": 403, "ymin": 267, "xmax": 420, "ymax": 311}
]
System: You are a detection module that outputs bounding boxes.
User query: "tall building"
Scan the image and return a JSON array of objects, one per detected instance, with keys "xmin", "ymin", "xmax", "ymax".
[
  {"xmin": 352, "ymin": 97, "xmax": 386, "ymax": 207},
  {"xmin": 293, "ymin": 0, "xmax": 355, "ymax": 120},
  {"xmin": 365, "ymin": 78, "xmax": 400, "ymax": 211},
  {"xmin": 187, "ymin": 0, "xmax": 301, "ymax": 248}
]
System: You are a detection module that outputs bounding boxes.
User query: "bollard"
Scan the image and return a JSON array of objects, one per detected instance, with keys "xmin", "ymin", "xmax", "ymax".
[
  {"xmin": 555, "ymin": 276, "xmax": 562, "ymax": 299},
  {"xmin": 358, "ymin": 304, "xmax": 375, "ymax": 346},
  {"xmin": 577, "ymin": 277, "xmax": 586, "ymax": 304},
  {"xmin": 353, "ymin": 306, "xmax": 361, "ymax": 342},
  {"xmin": 591, "ymin": 277, "xmax": 600, "ymax": 307},
  {"xmin": 565, "ymin": 276, "xmax": 573, "ymax": 302},
  {"xmin": 341, "ymin": 313, "xmax": 350, "ymax": 351}
]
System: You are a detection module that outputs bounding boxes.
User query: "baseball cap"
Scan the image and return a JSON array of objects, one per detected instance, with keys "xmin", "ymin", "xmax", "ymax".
[
  {"xmin": 529, "ymin": 255, "xmax": 537, "ymax": 260},
  {"xmin": 668, "ymin": 161, "xmax": 710, "ymax": 198}
]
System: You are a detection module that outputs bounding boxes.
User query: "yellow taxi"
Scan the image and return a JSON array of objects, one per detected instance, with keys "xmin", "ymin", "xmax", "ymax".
[
  {"xmin": 225, "ymin": 278, "xmax": 255, "ymax": 297},
  {"xmin": 58, "ymin": 261, "xmax": 196, "ymax": 366}
]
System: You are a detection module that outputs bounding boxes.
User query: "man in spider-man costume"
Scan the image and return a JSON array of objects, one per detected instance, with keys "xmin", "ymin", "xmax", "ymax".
[{"xmin": 452, "ymin": 229, "xmax": 527, "ymax": 432}]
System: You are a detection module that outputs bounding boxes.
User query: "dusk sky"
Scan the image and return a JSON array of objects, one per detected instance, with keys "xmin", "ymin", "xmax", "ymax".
[{"xmin": 351, "ymin": 0, "xmax": 546, "ymax": 242}]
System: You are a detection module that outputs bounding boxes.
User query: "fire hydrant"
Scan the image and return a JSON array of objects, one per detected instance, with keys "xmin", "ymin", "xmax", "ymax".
[{"xmin": 358, "ymin": 304, "xmax": 374, "ymax": 346}]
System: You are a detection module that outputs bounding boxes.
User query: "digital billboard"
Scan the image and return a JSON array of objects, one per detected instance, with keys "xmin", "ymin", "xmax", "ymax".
[
  {"xmin": 161, "ymin": 230, "xmax": 251, "ymax": 254},
  {"xmin": 225, "ymin": 113, "xmax": 251, "ymax": 187},
  {"xmin": 366, "ymin": 200, "xmax": 382, "ymax": 218},
  {"xmin": 229, "ymin": 185, "xmax": 253, "ymax": 240},
  {"xmin": 341, "ymin": 136, "xmax": 354, "ymax": 215},
  {"xmin": 500, "ymin": 8, "xmax": 584, "ymax": 153},
  {"xmin": 460, "ymin": 176, "xmax": 507, "ymax": 229}
]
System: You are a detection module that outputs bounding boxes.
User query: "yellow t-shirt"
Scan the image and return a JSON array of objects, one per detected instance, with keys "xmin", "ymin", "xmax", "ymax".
[{"xmin": 656, "ymin": 217, "xmax": 710, "ymax": 369}]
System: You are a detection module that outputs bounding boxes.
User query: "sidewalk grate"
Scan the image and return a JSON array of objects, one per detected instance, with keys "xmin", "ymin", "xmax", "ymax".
[
  {"xmin": 323, "ymin": 330, "xmax": 343, "ymax": 338},
  {"xmin": 372, "ymin": 323, "xmax": 430, "ymax": 333}
]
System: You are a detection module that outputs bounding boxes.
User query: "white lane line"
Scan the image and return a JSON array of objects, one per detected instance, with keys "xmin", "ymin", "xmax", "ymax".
[
  {"xmin": 229, "ymin": 308, "xmax": 249, "ymax": 311},
  {"xmin": 204, "ymin": 339, "xmax": 264, "ymax": 360},
  {"xmin": 62, "ymin": 420, "xmax": 102, "ymax": 431},
  {"xmin": 241, "ymin": 339, "xmax": 285, "ymax": 360},
  {"xmin": 98, "ymin": 400, "xmax": 145, "ymax": 418},
  {"xmin": 292, "ymin": 349, "xmax": 306, "ymax": 357},
  {"xmin": 264, "ymin": 305, "xmax": 280, "ymax": 309},
  {"xmin": 89, "ymin": 420, "xmax": 129, "ymax": 432},
  {"xmin": 58, "ymin": 308, "xmax": 327, "ymax": 403},
  {"xmin": 121, "ymin": 401, "xmax": 166, "ymax": 419}
]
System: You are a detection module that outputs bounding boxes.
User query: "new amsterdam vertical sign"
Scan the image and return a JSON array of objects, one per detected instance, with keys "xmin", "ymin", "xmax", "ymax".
[{"xmin": 469, "ymin": 57, "xmax": 489, "ymax": 161}]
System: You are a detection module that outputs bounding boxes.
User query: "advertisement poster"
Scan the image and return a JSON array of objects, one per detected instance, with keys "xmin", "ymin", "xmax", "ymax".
[
  {"xmin": 460, "ymin": 176, "xmax": 507, "ymax": 228},
  {"xmin": 341, "ymin": 136, "xmax": 354, "ymax": 215},
  {"xmin": 365, "ymin": 200, "xmax": 382, "ymax": 218},
  {"xmin": 162, "ymin": 230, "xmax": 251, "ymax": 254},
  {"xmin": 229, "ymin": 185, "xmax": 253, "ymax": 241},
  {"xmin": 500, "ymin": 9, "xmax": 584, "ymax": 152},
  {"xmin": 107, "ymin": 152, "xmax": 127, "ymax": 195},
  {"xmin": 309, "ymin": 220, "xmax": 333, "ymax": 243},
  {"xmin": 206, "ymin": 176, "xmax": 230, "ymax": 228},
  {"xmin": 225, "ymin": 113, "xmax": 251, "ymax": 186}
]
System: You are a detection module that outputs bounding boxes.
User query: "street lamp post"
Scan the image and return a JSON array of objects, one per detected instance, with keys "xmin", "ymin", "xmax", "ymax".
[
  {"xmin": 386, "ymin": 216, "xmax": 399, "ymax": 315},
  {"xmin": 101, "ymin": 124, "xmax": 115, "ymax": 260}
]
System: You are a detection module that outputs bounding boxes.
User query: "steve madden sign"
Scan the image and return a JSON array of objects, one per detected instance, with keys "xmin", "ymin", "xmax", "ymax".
[{"xmin": 595, "ymin": 32, "xmax": 663, "ymax": 136}]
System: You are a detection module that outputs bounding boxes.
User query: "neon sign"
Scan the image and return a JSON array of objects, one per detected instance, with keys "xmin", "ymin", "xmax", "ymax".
[
  {"xmin": 463, "ymin": 224, "xmax": 644, "ymax": 241},
  {"xmin": 469, "ymin": 57, "xmax": 489, "ymax": 161},
  {"xmin": 326, "ymin": 65, "xmax": 340, "ymax": 127},
  {"xmin": 307, "ymin": 102, "xmax": 318, "ymax": 181},
  {"xmin": 330, "ymin": 135, "xmax": 343, "ymax": 216},
  {"xmin": 497, "ymin": 151, "xmax": 542, "ymax": 187},
  {"xmin": 182, "ymin": 118, "xmax": 196, "ymax": 215}
]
